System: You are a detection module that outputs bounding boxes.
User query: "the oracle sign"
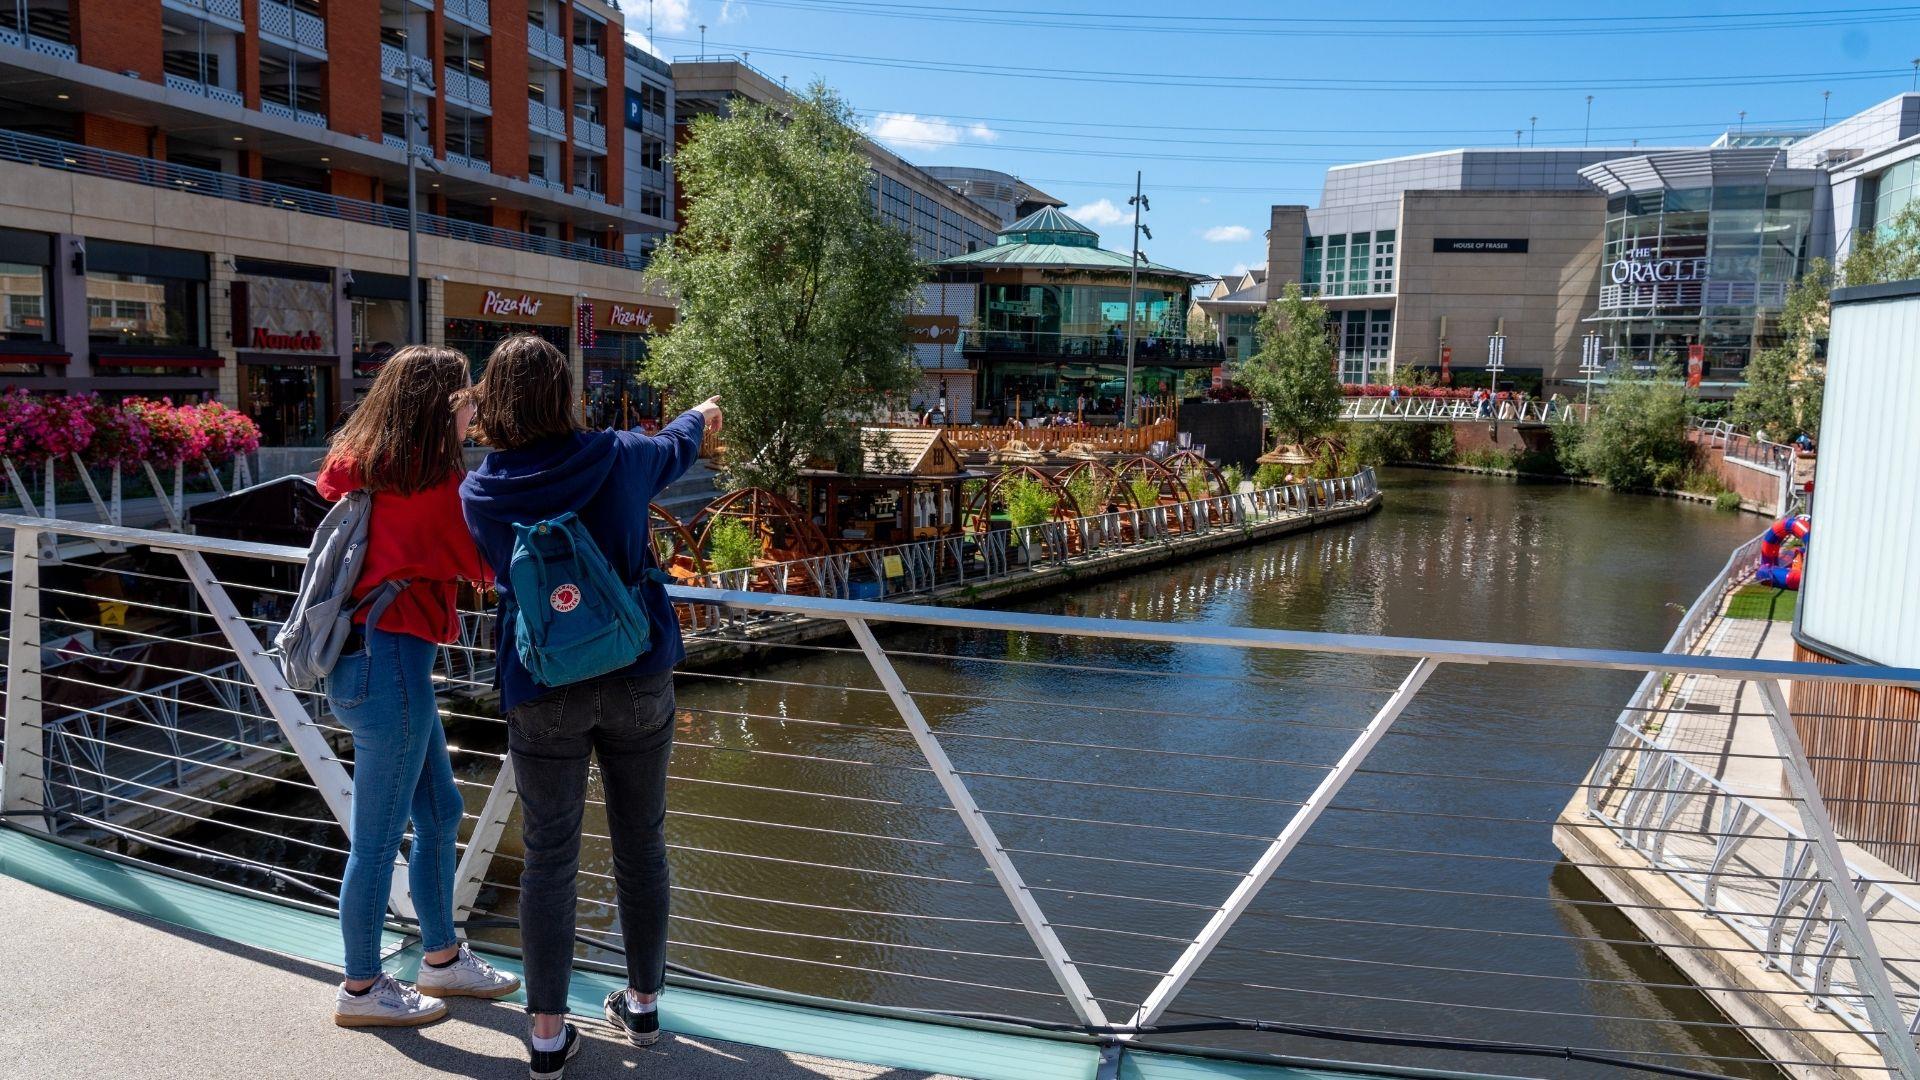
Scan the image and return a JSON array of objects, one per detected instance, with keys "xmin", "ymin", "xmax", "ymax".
[
  {"xmin": 606, "ymin": 303, "xmax": 654, "ymax": 328},
  {"xmin": 250, "ymin": 327, "xmax": 325, "ymax": 351},
  {"xmin": 480, "ymin": 290, "xmax": 544, "ymax": 317},
  {"xmin": 1610, "ymin": 248, "xmax": 1708, "ymax": 285}
]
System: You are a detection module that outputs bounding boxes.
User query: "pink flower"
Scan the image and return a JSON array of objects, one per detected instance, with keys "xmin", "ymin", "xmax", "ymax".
[{"xmin": 191, "ymin": 402, "xmax": 262, "ymax": 464}]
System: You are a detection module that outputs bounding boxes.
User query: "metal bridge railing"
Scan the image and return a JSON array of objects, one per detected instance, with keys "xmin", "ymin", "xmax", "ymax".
[
  {"xmin": 1338, "ymin": 398, "xmax": 1591, "ymax": 424},
  {"xmin": 1, "ymin": 512, "xmax": 1918, "ymax": 1078}
]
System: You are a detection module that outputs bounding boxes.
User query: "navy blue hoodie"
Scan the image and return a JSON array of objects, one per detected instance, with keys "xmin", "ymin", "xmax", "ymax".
[{"xmin": 459, "ymin": 410, "xmax": 705, "ymax": 713}]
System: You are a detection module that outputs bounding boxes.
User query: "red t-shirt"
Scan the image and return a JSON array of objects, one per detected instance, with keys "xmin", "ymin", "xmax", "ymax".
[{"xmin": 317, "ymin": 457, "xmax": 493, "ymax": 645}]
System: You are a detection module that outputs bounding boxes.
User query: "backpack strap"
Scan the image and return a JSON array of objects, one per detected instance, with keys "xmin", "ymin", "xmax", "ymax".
[{"xmin": 354, "ymin": 578, "xmax": 409, "ymax": 635}]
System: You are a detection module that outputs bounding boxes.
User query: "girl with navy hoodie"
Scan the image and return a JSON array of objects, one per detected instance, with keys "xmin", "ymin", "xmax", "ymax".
[{"xmin": 459, "ymin": 334, "xmax": 720, "ymax": 1080}]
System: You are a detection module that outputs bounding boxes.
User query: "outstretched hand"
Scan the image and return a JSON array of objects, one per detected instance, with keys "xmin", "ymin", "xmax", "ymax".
[{"xmin": 692, "ymin": 396, "xmax": 723, "ymax": 435}]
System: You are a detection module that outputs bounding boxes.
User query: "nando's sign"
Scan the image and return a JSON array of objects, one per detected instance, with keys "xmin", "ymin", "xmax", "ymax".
[{"xmin": 1610, "ymin": 247, "xmax": 1709, "ymax": 285}]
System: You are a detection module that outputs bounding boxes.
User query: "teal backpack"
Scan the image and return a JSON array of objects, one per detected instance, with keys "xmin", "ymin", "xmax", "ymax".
[{"xmin": 506, "ymin": 512, "xmax": 670, "ymax": 687}]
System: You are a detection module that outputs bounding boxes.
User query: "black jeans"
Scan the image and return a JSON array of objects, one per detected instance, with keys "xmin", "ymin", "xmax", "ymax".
[{"xmin": 507, "ymin": 670, "xmax": 675, "ymax": 1015}]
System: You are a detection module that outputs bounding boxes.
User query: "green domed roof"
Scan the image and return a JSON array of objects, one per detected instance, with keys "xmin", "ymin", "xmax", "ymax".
[{"xmin": 998, "ymin": 206, "xmax": 1100, "ymax": 248}]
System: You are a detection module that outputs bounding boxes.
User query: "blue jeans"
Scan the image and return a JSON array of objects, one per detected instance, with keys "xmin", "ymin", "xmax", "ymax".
[
  {"xmin": 328, "ymin": 626, "xmax": 463, "ymax": 981},
  {"xmin": 507, "ymin": 671, "xmax": 675, "ymax": 1014}
]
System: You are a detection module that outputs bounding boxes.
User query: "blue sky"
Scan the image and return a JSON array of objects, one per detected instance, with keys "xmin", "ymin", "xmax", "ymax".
[{"xmin": 629, "ymin": 2, "xmax": 1920, "ymax": 277}]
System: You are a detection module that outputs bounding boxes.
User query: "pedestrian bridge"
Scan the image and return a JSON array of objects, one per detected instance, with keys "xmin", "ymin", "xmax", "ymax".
[
  {"xmin": 1338, "ymin": 398, "xmax": 1589, "ymax": 425},
  {"xmin": 1, "ymin": 512, "xmax": 1915, "ymax": 1079}
]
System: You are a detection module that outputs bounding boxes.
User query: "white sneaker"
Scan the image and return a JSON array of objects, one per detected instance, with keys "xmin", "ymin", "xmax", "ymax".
[
  {"xmin": 334, "ymin": 973, "xmax": 448, "ymax": 1028},
  {"xmin": 415, "ymin": 943, "xmax": 522, "ymax": 1000}
]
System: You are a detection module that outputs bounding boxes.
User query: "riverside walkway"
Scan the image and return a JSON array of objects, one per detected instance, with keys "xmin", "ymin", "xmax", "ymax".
[{"xmin": 1558, "ymin": 537, "xmax": 1920, "ymax": 1079}]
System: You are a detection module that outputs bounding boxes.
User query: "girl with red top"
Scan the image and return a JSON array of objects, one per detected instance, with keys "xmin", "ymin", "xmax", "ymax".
[{"xmin": 318, "ymin": 345, "xmax": 520, "ymax": 1028}]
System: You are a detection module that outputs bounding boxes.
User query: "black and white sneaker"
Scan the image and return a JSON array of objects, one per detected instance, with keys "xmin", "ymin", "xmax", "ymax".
[
  {"xmin": 528, "ymin": 1023, "xmax": 580, "ymax": 1080},
  {"xmin": 604, "ymin": 989, "xmax": 661, "ymax": 1046}
]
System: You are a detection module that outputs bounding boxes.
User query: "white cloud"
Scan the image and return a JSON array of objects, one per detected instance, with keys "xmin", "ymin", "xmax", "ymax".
[
  {"xmin": 654, "ymin": 0, "xmax": 692, "ymax": 32},
  {"xmin": 719, "ymin": 0, "xmax": 746, "ymax": 23},
  {"xmin": 1204, "ymin": 224, "xmax": 1253, "ymax": 243},
  {"xmin": 1067, "ymin": 198, "xmax": 1130, "ymax": 227},
  {"xmin": 870, "ymin": 112, "xmax": 997, "ymax": 151},
  {"xmin": 1226, "ymin": 262, "xmax": 1254, "ymax": 277}
]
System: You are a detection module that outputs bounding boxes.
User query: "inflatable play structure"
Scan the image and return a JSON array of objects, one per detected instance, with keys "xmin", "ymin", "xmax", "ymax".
[{"xmin": 1755, "ymin": 514, "xmax": 1811, "ymax": 590}]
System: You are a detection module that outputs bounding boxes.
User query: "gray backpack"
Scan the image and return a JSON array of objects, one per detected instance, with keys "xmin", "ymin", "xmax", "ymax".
[{"xmin": 272, "ymin": 490, "xmax": 405, "ymax": 691}]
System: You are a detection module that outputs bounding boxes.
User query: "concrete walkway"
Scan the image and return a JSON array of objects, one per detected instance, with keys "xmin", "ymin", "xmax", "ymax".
[{"xmin": 0, "ymin": 875, "xmax": 959, "ymax": 1080}]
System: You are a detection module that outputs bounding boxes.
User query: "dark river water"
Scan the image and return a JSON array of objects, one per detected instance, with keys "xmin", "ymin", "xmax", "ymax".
[{"xmin": 182, "ymin": 468, "xmax": 1779, "ymax": 1078}]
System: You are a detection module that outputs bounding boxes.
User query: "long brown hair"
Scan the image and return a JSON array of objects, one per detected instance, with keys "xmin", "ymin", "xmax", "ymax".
[
  {"xmin": 325, "ymin": 344, "xmax": 470, "ymax": 494},
  {"xmin": 470, "ymin": 333, "xmax": 582, "ymax": 450}
]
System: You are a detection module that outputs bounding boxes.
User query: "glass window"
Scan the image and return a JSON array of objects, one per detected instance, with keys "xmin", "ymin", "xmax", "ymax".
[
  {"xmin": 86, "ymin": 271, "xmax": 207, "ymax": 348},
  {"xmin": 0, "ymin": 262, "xmax": 50, "ymax": 341},
  {"xmin": 243, "ymin": 364, "xmax": 333, "ymax": 447}
]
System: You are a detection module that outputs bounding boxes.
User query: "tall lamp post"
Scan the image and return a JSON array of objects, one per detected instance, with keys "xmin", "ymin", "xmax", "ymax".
[
  {"xmin": 389, "ymin": 56, "xmax": 437, "ymax": 344},
  {"xmin": 1123, "ymin": 171, "xmax": 1150, "ymax": 427}
]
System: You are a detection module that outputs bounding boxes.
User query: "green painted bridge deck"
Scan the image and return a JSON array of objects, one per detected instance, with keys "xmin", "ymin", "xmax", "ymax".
[{"xmin": 0, "ymin": 828, "xmax": 1459, "ymax": 1080}]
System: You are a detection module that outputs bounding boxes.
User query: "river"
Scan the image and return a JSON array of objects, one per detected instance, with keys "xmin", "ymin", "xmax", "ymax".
[{"xmin": 178, "ymin": 469, "xmax": 1777, "ymax": 1077}]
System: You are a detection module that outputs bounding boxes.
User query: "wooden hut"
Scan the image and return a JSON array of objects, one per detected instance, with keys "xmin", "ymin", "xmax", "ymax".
[{"xmin": 798, "ymin": 428, "xmax": 981, "ymax": 549}]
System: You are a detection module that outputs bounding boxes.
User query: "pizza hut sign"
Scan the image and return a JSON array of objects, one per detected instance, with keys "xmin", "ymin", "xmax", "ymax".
[
  {"xmin": 606, "ymin": 304, "xmax": 654, "ymax": 329},
  {"xmin": 481, "ymin": 290, "xmax": 544, "ymax": 317}
]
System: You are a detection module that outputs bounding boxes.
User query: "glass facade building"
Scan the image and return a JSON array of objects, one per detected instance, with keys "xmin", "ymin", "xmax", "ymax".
[{"xmin": 1584, "ymin": 151, "xmax": 1817, "ymax": 383}]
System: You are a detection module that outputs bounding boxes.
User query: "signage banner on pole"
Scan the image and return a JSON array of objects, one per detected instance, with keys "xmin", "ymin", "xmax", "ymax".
[
  {"xmin": 1687, "ymin": 343, "xmax": 1704, "ymax": 388},
  {"xmin": 577, "ymin": 303, "xmax": 597, "ymax": 350},
  {"xmin": 1439, "ymin": 345, "xmax": 1452, "ymax": 385}
]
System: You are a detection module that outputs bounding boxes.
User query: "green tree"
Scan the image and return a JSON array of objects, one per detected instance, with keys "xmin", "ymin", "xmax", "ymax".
[
  {"xmin": 1734, "ymin": 258, "xmax": 1831, "ymax": 439},
  {"xmin": 1568, "ymin": 358, "xmax": 1695, "ymax": 490},
  {"xmin": 1239, "ymin": 283, "xmax": 1343, "ymax": 447},
  {"xmin": 1841, "ymin": 200, "xmax": 1920, "ymax": 287},
  {"xmin": 645, "ymin": 84, "xmax": 923, "ymax": 491}
]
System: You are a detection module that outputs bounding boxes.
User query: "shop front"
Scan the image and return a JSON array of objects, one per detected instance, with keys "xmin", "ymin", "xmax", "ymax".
[
  {"xmin": 0, "ymin": 226, "xmax": 68, "ymax": 379},
  {"xmin": 346, "ymin": 269, "xmax": 422, "ymax": 398},
  {"xmin": 582, "ymin": 298, "xmax": 674, "ymax": 429},
  {"xmin": 443, "ymin": 283, "xmax": 570, "ymax": 376},
  {"xmin": 85, "ymin": 238, "xmax": 220, "ymax": 399},
  {"xmin": 231, "ymin": 258, "xmax": 339, "ymax": 446}
]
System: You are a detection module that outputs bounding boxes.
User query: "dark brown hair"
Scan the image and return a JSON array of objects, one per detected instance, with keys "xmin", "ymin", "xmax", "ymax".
[
  {"xmin": 471, "ymin": 333, "xmax": 582, "ymax": 450},
  {"xmin": 324, "ymin": 344, "xmax": 470, "ymax": 494}
]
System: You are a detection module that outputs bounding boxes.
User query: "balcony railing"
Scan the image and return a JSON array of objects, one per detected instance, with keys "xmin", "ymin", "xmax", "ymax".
[
  {"xmin": 258, "ymin": 0, "xmax": 326, "ymax": 55},
  {"xmin": 445, "ymin": 150, "xmax": 489, "ymax": 173},
  {"xmin": 443, "ymin": 0, "xmax": 490, "ymax": 31},
  {"xmin": 0, "ymin": 128, "xmax": 646, "ymax": 271},
  {"xmin": 377, "ymin": 42, "xmax": 434, "ymax": 91},
  {"xmin": 260, "ymin": 98, "xmax": 327, "ymax": 128},
  {"xmin": 442, "ymin": 65, "xmax": 491, "ymax": 111},
  {"xmin": 528, "ymin": 99, "xmax": 567, "ymax": 140},
  {"xmin": 575, "ymin": 116, "xmax": 607, "ymax": 152},
  {"xmin": 571, "ymin": 43, "xmax": 606, "ymax": 82},
  {"xmin": 960, "ymin": 330, "xmax": 1227, "ymax": 364},
  {"xmin": 0, "ymin": 25, "xmax": 78, "ymax": 62},
  {"xmin": 526, "ymin": 22, "xmax": 565, "ymax": 65},
  {"xmin": 163, "ymin": 73, "xmax": 246, "ymax": 109},
  {"xmin": 160, "ymin": 0, "xmax": 244, "ymax": 29},
  {"xmin": 526, "ymin": 172, "xmax": 565, "ymax": 192}
]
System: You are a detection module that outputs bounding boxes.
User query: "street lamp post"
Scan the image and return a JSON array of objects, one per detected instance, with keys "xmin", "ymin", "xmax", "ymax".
[
  {"xmin": 390, "ymin": 57, "xmax": 437, "ymax": 344},
  {"xmin": 1123, "ymin": 171, "xmax": 1148, "ymax": 427}
]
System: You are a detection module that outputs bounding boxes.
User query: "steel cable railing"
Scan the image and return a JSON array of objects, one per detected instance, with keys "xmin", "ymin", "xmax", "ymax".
[{"xmin": 4, "ymin": 513, "xmax": 1920, "ymax": 1079}]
